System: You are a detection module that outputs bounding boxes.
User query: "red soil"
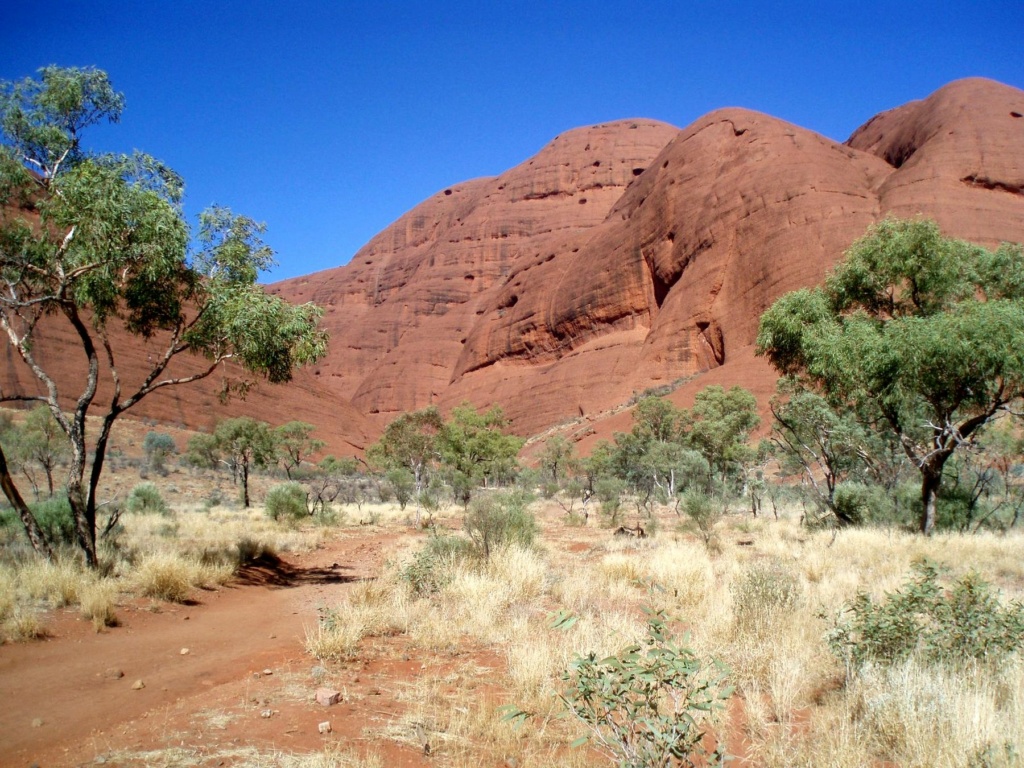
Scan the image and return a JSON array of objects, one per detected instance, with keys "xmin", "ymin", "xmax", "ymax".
[{"xmin": 0, "ymin": 533, "xmax": 438, "ymax": 768}]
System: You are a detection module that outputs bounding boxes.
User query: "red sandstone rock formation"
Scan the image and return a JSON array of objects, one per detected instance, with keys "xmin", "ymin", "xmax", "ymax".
[
  {"xmin": 271, "ymin": 77, "xmax": 1024, "ymax": 446},
  {"xmin": 5, "ymin": 79, "xmax": 1023, "ymax": 454}
]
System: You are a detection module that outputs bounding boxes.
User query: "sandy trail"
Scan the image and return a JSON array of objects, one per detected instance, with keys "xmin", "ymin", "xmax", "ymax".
[{"xmin": 0, "ymin": 534, "xmax": 393, "ymax": 767}]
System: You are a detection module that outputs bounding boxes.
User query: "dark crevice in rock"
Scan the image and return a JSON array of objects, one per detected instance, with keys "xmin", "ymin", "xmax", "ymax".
[
  {"xmin": 961, "ymin": 174, "xmax": 1024, "ymax": 196},
  {"xmin": 884, "ymin": 142, "xmax": 917, "ymax": 169}
]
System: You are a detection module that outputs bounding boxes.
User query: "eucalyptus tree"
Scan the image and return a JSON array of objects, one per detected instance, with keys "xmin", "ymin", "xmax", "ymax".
[
  {"xmin": 757, "ymin": 218, "xmax": 1024, "ymax": 534},
  {"xmin": 0, "ymin": 67, "xmax": 327, "ymax": 564},
  {"xmin": 213, "ymin": 417, "xmax": 276, "ymax": 508},
  {"xmin": 274, "ymin": 421, "xmax": 324, "ymax": 479}
]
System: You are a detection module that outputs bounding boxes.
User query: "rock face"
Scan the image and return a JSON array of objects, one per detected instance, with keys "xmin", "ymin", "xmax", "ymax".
[
  {"xmin": 5, "ymin": 79, "xmax": 1023, "ymax": 452},
  {"xmin": 270, "ymin": 120, "xmax": 680, "ymax": 425},
  {"xmin": 270, "ymin": 77, "xmax": 1024, "ymax": 442}
]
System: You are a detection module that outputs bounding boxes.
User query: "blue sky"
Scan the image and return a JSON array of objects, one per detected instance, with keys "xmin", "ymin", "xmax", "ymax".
[{"xmin": 3, "ymin": 2, "xmax": 1021, "ymax": 281}]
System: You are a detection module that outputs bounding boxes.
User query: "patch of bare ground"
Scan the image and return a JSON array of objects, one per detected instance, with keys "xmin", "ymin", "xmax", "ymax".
[{"xmin": 2, "ymin": 495, "xmax": 1023, "ymax": 767}]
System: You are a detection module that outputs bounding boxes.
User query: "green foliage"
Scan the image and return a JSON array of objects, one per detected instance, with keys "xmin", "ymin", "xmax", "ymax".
[
  {"xmin": 538, "ymin": 435, "xmax": 576, "ymax": 483},
  {"xmin": 594, "ymin": 476, "xmax": 626, "ymax": 524},
  {"xmin": 828, "ymin": 559, "xmax": 1024, "ymax": 669},
  {"xmin": 274, "ymin": 421, "xmax": 324, "ymax": 479},
  {"xmin": 185, "ymin": 432, "xmax": 220, "ymax": 469},
  {"xmin": 385, "ymin": 467, "xmax": 415, "ymax": 510},
  {"xmin": 213, "ymin": 417, "xmax": 276, "ymax": 507},
  {"xmin": 438, "ymin": 403, "xmax": 524, "ymax": 501},
  {"xmin": 125, "ymin": 482, "xmax": 169, "ymax": 515},
  {"xmin": 318, "ymin": 454, "xmax": 360, "ymax": 476},
  {"xmin": 264, "ymin": 481, "xmax": 308, "ymax": 522},
  {"xmin": 0, "ymin": 66, "xmax": 327, "ymax": 565},
  {"xmin": 556, "ymin": 608, "xmax": 731, "ymax": 767},
  {"xmin": 142, "ymin": 431, "xmax": 177, "ymax": 472},
  {"xmin": 680, "ymin": 490, "xmax": 722, "ymax": 546},
  {"xmin": 757, "ymin": 218, "xmax": 1024, "ymax": 534},
  {"xmin": 29, "ymin": 497, "xmax": 76, "ymax": 546},
  {"xmin": 830, "ymin": 481, "xmax": 893, "ymax": 526},
  {"xmin": 464, "ymin": 490, "xmax": 537, "ymax": 560},
  {"xmin": 400, "ymin": 533, "xmax": 476, "ymax": 595},
  {"xmin": 685, "ymin": 385, "xmax": 760, "ymax": 484}
]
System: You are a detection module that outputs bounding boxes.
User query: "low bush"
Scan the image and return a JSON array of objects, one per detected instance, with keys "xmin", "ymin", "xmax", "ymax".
[
  {"xmin": 552, "ymin": 607, "xmax": 731, "ymax": 767},
  {"xmin": 401, "ymin": 533, "xmax": 476, "ymax": 595},
  {"xmin": 264, "ymin": 482, "xmax": 308, "ymax": 522},
  {"xmin": 681, "ymin": 490, "xmax": 722, "ymax": 546},
  {"xmin": 30, "ymin": 497, "xmax": 77, "ymax": 546},
  {"xmin": 464, "ymin": 490, "xmax": 537, "ymax": 560},
  {"xmin": 828, "ymin": 559, "xmax": 1024, "ymax": 669},
  {"xmin": 125, "ymin": 482, "xmax": 169, "ymax": 516}
]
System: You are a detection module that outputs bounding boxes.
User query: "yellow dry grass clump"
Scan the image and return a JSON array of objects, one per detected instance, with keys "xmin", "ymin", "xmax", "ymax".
[{"xmin": 302, "ymin": 503, "xmax": 1024, "ymax": 768}]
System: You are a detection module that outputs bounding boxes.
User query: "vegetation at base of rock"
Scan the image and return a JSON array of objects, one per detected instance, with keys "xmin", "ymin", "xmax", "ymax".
[{"xmin": 757, "ymin": 217, "xmax": 1024, "ymax": 535}]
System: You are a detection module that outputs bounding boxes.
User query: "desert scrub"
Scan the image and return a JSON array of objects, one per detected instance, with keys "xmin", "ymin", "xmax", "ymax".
[
  {"xmin": 125, "ymin": 482, "xmax": 169, "ymax": 515},
  {"xmin": 464, "ymin": 490, "xmax": 537, "ymax": 560},
  {"xmin": 400, "ymin": 533, "xmax": 476, "ymax": 596},
  {"xmin": 265, "ymin": 481, "xmax": 309, "ymax": 522},
  {"xmin": 828, "ymin": 558, "xmax": 1024, "ymax": 669},
  {"xmin": 78, "ymin": 579, "xmax": 120, "ymax": 630},
  {"xmin": 130, "ymin": 552, "xmax": 233, "ymax": 603},
  {"xmin": 542, "ymin": 607, "xmax": 732, "ymax": 767},
  {"xmin": 305, "ymin": 580, "xmax": 408, "ymax": 661}
]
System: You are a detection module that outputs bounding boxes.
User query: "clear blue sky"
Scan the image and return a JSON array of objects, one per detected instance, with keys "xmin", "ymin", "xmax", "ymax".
[{"xmin": 3, "ymin": 2, "xmax": 1021, "ymax": 281}]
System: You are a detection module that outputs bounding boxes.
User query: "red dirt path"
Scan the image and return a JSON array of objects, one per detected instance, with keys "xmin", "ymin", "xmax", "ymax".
[{"xmin": 0, "ymin": 532, "xmax": 435, "ymax": 768}]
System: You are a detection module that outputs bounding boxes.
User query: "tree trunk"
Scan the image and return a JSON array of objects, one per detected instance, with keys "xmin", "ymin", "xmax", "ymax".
[
  {"xmin": 0, "ymin": 443, "xmax": 54, "ymax": 560},
  {"xmin": 920, "ymin": 466, "xmax": 942, "ymax": 536},
  {"xmin": 68, "ymin": 480, "xmax": 97, "ymax": 567},
  {"xmin": 241, "ymin": 461, "xmax": 251, "ymax": 507}
]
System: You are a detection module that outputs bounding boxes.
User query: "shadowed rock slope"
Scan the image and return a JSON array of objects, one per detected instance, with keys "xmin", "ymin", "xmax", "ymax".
[{"xmin": 270, "ymin": 77, "xmax": 1024, "ymax": 444}]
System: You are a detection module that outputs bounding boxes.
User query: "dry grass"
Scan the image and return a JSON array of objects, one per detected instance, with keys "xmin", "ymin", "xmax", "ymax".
[
  {"xmin": 302, "ymin": 502, "xmax": 1024, "ymax": 768},
  {"xmin": 129, "ymin": 551, "xmax": 234, "ymax": 602},
  {"xmin": 78, "ymin": 578, "xmax": 120, "ymax": 630}
]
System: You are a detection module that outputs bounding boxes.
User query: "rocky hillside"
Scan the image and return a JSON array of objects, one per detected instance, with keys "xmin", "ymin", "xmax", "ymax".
[
  {"xmin": 269, "ymin": 77, "xmax": 1024, "ymax": 447},
  {"xmin": 5, "ymin": 78, "xmax": 1022, "ymax": 455}
]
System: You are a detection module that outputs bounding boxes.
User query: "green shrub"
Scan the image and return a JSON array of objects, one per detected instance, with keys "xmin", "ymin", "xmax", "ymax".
[
  {"xmin": 126, "ymin": 482, "xmax": 169, "ymax": 515},
  {"xmin": 30, "ymin": 497, "xmax": 77, "ymax": 545},
  {"xmin": 464, "ymin": 490, "xmax": 537, "ymax": 560},
  {"xmin": 264, "ymin": 482, "xmax": 308, "ymax": 521},
  {"xmin": 594, "ymin": 477, "xmax": 625, "ymax": 524},
  {"xmin": 681, "ymin": 490, "xmax": 722, "ymax": 546},
  {"xmin": 385, "ymin": 468, "xmax": 415, "ymax": 510},
  {"xmin": 401, "ymin": 533, "xmax": 476, "ymax": 595},
  {"xmin": 828, "ymin": 559, "xmax": 1024, "ymax": 669},
  {"xmin": 142, "ymin": 431, "xmax": 177, "ymax": 472},
  {"xmin": 553, "ymin": 608, "xmax": 731, "ymax": 767}
]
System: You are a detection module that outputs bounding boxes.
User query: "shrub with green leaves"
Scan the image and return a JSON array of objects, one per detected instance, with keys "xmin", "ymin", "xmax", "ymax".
[
  {"xmin": 681, "ymin": 490, "xmax": 722, "ymax": 546},
  {"xmin": 828, "ymin": 559, "xmax": 1024, "ymax": 669},
  {"xmin": 125, "ymin": 482, "xmax": 169, "ymax": 515},
  {"xmin": 29, "ymin": 497, "xmax": 77, "ymax": 546},
  {"xmin": 556, "ymin": 608, "xmax": 731, "ymax": 767},
  {"xmin": 400, "ymin": 533, "xmax": 476, "ymax": 595},
  {"xmin": 464, "ymin": 490, "xmax": 536, "ymax": 560},
  {"xmin": 264, "ymin": 481, "xmax": 309, "ymax": 522},
  {"xmin": 142, "ymin": 431, "xmax": 177, "ymax": 472}
]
